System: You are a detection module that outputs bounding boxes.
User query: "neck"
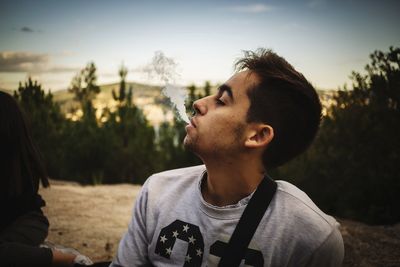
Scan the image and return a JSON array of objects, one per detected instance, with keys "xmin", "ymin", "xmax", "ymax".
[{"xmin": 201, "ymin": 156, "xmax": 265, "ymax": 207}]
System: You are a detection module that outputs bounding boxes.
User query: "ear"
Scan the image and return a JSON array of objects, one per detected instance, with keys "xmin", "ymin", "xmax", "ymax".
[{"xmin": 244, "ymin": 124, "xmax": 274, "ymax": 149}]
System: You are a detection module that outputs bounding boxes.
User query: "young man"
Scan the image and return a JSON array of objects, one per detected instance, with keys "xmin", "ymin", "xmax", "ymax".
[{"xmin": 110, "ymin": 49, "xmax": 344, "ymax": 266}]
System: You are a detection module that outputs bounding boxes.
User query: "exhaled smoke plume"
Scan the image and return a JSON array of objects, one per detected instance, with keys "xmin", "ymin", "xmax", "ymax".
[
  {"xmin": 143, "ymin": 51, "xmax": 189, "ymax": 123},
  {"xmin": 162, "ymin": 84, "xmax": 190, "ymax": 123}
]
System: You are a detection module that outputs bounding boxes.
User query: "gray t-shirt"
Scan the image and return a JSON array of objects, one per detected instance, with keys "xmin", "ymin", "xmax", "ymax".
[{"xmin": 111, "ymin": 165, "xmax": 344, "ymax": 266}]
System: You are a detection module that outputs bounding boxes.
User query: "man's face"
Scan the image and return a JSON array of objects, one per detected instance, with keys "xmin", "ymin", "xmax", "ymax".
[{"xmin": 184, "ymin": 70, "xmax": 258, "ymax": 158}]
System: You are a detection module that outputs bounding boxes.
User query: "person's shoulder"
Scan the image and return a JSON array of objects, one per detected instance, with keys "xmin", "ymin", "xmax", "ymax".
[
  {"xmin": 275, "ymin": 180, "xmax": 338, "ymax": 227},
  {"xmin": 137, "ymin": 165, "xmax": 205, "ymax": 208},
  {"xmin": 273, "ymin": 180, "xmax": 342, "ymax": 250},
  {"xmin": 270, "ymin": 180, "xmax": 344, "ymax": 263}
]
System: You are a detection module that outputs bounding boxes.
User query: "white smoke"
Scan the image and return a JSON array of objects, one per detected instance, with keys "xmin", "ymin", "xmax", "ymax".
[
  {"xmin": 143, "ymin": 51, "xmax": 190, "ymax": 123},
  {"xmin": 162, "ymin": 84, "xmax": 190, "ymax": 123}
]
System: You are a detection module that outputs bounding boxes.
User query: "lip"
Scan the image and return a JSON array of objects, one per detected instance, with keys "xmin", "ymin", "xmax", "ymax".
[{"xmin": 189, "ymin": 117, "xmax": 197, "ymax": 128}]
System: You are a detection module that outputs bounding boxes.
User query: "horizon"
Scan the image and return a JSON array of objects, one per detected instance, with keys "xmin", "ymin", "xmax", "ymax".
[{"xmin": 1, "ymin": 0, "xmax": 399, "ymax": 91}]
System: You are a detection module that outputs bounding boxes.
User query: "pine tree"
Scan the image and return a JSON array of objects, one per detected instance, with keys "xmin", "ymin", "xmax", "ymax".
[{"xmin": 69, "ymin": 62, "xmax": 100, "ymax": 120}]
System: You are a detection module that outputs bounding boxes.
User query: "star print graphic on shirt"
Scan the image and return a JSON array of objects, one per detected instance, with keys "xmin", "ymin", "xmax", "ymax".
[{"xmin": 155, "ymin": 220, "xmax": 205, "ymax": 266}]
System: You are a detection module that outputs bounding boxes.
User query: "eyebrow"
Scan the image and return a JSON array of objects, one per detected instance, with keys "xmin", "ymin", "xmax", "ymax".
[{"xmin": 218, "ymin": 84, "xmax": 234, "ymax": 101}]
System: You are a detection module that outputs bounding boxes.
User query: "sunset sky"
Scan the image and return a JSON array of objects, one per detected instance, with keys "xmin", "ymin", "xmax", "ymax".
[{"xmin": 1, "ymin": 0, "xmax": 399, "ymax": 91}]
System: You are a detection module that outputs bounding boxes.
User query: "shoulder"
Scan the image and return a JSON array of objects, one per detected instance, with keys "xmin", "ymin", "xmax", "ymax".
[
  {"xmin": 270, "ymin": 181, "xmax": 343, "ymax": 261},
  {"xmin": 140, "ymin": 165, "xmax": 205, "ymax": 200},
  {"xmin": 274, "ymin": 180, "xmax": 338, "ymax": 228}
]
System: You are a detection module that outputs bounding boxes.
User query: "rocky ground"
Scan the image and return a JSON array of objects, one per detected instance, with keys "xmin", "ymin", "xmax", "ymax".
[{"xmin": 39, "ymin": 180, "xmax": 400, "ymax": 266}]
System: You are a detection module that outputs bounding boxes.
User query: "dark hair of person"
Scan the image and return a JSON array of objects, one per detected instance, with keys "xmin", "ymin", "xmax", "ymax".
[
  {"xmin": 0, "ymin": 91, "xmax": 49, "ymax": 197},
  {"xmin": 235, "ymin": 48, "xmax": 322, "ymax": 169}
]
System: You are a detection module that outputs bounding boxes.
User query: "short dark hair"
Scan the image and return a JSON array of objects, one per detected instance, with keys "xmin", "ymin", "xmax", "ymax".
[
  {"xmin": 235, "ymin": 48, "xmax": 322, "ymax": 169},
  {"xmin": 0, "ymin": 91, "xmax": 49, "ymax": 197}
]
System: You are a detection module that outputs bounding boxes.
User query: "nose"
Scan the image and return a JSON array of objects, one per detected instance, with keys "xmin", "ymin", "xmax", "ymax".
[{"xmin": 192, "ymin": 97, "xmax": 208, "ymax": 116}]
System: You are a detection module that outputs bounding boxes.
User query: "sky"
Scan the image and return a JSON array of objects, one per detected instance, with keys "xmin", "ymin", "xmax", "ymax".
[{"xmin": 0, "ymin": 0, "xmax": 399, "ymax": 91}]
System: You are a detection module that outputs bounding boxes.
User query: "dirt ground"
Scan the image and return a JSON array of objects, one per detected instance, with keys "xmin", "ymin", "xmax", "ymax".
[{"xmin": 39, "ymin": 181, "xmax": 400, "ymax": 266}]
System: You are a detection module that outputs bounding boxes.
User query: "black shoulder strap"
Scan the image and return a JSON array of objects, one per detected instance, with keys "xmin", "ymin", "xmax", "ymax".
[{"xmin": 218, "ymin": 175, "xmax": 277, "ymax": 267}]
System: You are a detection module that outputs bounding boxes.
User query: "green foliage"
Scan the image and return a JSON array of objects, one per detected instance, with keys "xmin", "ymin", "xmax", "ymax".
[
  {"xmin": 186, "ymin": 84, "xmax": 197, "ymax": 116},
  {"xmin": 112, "ymin": 64, "xmax": 132, "ymax": 106},
  {"xmin": 59, "ymin": 118, "xmax": 115, "ymax": 183},
  {"xmin": 156, "ymin": 117, "xmax": 202, "ymax": 171},
  {"xmin": 13, "ymin": 78, "xmax": 65, "ymax": 178},
  {"xmin": 62, "ymin": 64, "xmax": 158, "ymax": 184},
  {"xmin": 203, "ymin": 81, "xmax": 211, "ymax": 97},
  {"xmin": 275, "ymin": 47, "xmax": 400, "ymax": 224},
  {"xmin": 103, "ymin": 105, "xmax": 157, "ymax": 184},
  {"xmin": 69, "ymin": 62, "xmax": 100, "ymax": 118}
]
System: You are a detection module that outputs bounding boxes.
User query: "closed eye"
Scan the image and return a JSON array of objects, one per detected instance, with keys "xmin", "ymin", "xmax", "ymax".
[{"xmin": 216, "ymin": 98, "xmax": 225, "ymax": 106}]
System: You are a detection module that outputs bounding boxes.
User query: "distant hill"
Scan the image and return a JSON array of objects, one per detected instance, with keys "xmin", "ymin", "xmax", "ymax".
[
  {"xmin": 53, "ymin": 82, "xmax": 175, "ymax": 125},
  {"xmin": 52, "ymin": 81, "xmax": 222, "ymax": 125},
  {"xmin": 53, "ymin": 82, "xmax": 162, "ymax": 105}
]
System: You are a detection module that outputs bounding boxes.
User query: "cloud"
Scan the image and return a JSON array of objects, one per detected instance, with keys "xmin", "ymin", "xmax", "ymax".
[
  {"xmin": 21, "ymin": 26, "xmax": 35, "ymax": 33},
  {"xmin": 0, "ymin": 51, "xmax": 49, "ymax": 72},
  {"xmin": 0, "ymin": 51, "xmax": 78, "ymax": 73},
  {"xmin": 227, "ymin": 3, "xmax": 274, "ymax": 13}
]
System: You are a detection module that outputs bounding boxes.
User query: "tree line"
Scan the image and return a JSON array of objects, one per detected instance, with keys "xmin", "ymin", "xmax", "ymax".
[
  {"xmin": 12, "ymin": 63, "xmax": 203, "ymax": 185},
  {"xmin": 8, "ymin": 46, "xmax": 400, "ymax": 225}
]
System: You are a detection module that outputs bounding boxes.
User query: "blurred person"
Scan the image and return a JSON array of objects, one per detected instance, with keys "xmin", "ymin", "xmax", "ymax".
[
  {"xmin": 0, "ymin": 90, "xmax": 87, "ymax": 267},
  {"xmin": 111, "ymin": 49, "xmax": 344, "ymax": 266}
]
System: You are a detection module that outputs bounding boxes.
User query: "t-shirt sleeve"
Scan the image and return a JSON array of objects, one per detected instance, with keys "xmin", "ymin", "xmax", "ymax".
[
  {"xmin": 110, "ymin": 179, "xmax": 151, "ymax": 267},
  {"xmin": 304, "ymin": 226, "xmax": 344, "ymax": 267}
]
